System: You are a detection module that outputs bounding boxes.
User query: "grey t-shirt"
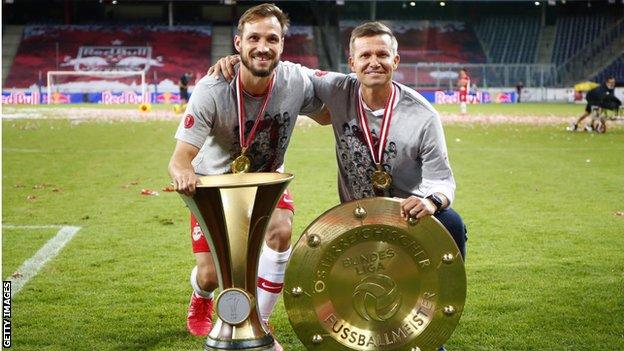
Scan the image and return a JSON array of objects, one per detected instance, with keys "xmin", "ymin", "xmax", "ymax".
[
  {"xmin": 175, "ymin": 61, "xmax": 322, "ymax": 175},
  {"xmin": 305, "ymin": 70, "xmax": 456, "ymax": 203}
]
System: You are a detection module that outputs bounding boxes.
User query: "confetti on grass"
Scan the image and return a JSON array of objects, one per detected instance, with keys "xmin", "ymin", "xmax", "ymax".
[{"xmin": 141, "ymin": 189, "xmax": 159, "ymax": 196}]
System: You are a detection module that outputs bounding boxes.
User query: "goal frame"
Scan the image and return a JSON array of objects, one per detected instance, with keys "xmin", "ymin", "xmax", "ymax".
[{"xmin": 46, "ymin": 70, "xmax": 147, "ymax": 104}]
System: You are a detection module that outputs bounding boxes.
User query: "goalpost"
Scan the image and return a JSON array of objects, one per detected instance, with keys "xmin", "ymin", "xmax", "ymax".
[{"xmin": 46, "ymin": 70, "xmax": 147, "ymax": 104}]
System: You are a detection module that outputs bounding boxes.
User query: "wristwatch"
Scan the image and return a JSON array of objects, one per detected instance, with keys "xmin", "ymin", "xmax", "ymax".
[{"xmin": 426, "ymin": 194, "xmax": 444, "ymax": 213}]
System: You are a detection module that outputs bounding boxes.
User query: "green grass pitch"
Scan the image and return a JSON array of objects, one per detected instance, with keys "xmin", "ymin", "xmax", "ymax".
[{"xmin": 2, "ymin": 103, "xmax": 623, "ymax": 350}]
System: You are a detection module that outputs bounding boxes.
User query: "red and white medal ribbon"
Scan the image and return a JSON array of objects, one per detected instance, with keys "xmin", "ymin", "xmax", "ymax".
[
  {"xmin": 357, "ymin": 83, "xmax": 398, "ymax": 168},
  {"xmin": 235, "ymin": 70, "xmax": 275, "ymax": 153}
]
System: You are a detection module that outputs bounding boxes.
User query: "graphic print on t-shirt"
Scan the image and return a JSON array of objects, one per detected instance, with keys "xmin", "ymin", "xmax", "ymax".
[
  {"xmin": 230, "ymin": 111, "xmax": 293, "ymax": 172},
  {"xmin": 338, "ymin": 122, "xmax": 398, "ymax": 198}
]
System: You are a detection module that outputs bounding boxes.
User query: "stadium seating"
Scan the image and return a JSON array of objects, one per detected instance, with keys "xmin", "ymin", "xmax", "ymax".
[
  {"xmin": 473, "ymin": 16, "xmax": 540, "ymax": 63},
  {"xmin": 594, "ymin": 55, "xmax": 624, "ymax": 83},
  {"xmin": 282, "ymin": 26, "xmax": 319, "ymax": 68},
  {"xmin": 5, "ymin": 24, "xmax": 319, "ymax": 90},
  {"xmin": 4, "ymin": 14, "xmax": 620, "ymax": 91},
  {"xmin": 551, "ymin": 16, "xmax": 611, "ymax": 64},
  {"xmin": 4, "ymin": 25, "xmax": 212, "ymax": 90},
  {"xmin": 339, "ymin": 20, "xmax": 486, "ymax": 64}
]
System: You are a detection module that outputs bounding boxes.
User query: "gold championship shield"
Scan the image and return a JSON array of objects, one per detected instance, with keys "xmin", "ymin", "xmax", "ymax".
[
  {"xmin": 284, "ymin": 197, "xmax": 466, "ymax": 351},
  {"xmin": 180, "ymin": 173, "xmax": 293, "ymax": 351}
]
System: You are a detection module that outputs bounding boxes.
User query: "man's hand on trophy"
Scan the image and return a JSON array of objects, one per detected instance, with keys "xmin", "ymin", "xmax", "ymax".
[
  {"xmin": 400, "ymin": 196, "xmax": 436, "ymax": 220},
  {"xmin": 171, "ymin": 169, "xmax": 198, "ymax": 196},
  {"xmin": 169, "ymin": 141, "xmax": 201, "ymax": 196},
  {"xmin": 207, "ymin": 55, "xmax": 240, "ymax": 81}
]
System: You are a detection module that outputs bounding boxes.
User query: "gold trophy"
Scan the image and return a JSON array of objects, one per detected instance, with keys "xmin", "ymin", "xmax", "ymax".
[
  {"xmin": 284, "ymin": 197, "xmax": 466, "ymax": 351},
  {"xmin": 180, "ymin": 173, "xmax": 293, "ymax": 351}
]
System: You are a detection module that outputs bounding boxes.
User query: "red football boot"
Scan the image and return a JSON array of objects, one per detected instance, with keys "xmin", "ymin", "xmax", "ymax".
[{"xmin": 186, "ymin": 292, "xmax": 214, "ymax": 336}]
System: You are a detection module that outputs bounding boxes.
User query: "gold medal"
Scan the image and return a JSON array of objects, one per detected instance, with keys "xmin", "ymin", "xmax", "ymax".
[
  {"xmin": 372, "ymin": 169, "xmax": 392, "ymax": 190},
  {"xmin": 357, "ymin": 84, "xmax": 398, "ymax": 195},
  {"xmin": 234, "ymin": 71, "xmax": 274, "ymax": 175},
  {"xmin": 231, "ymin": 154, "xmax": 251, "ymax": 174}
]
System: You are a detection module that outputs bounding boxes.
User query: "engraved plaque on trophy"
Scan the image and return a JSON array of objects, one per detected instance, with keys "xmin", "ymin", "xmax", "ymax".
[{"xmin": 284, "ymin": 197, "xmax": 466, "ymax": 351}]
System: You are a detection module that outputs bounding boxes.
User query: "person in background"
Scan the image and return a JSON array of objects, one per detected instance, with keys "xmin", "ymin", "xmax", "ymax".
[
  {"xmin": 568, "ymin": 76, "xmax": 616, "ymax": 132},
  {"xmin": 179, "ymin": 72, "xmax": 191, "ymax": 105},
  {"xmin": 516, "ymin": 81, "xmax": 524, "ymax": 103},
  {"xmin": 457, "ymin": 68, "xmax": 470, "ymax": 115}
]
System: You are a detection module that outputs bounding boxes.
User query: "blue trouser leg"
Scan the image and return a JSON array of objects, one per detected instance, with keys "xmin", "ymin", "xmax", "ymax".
[
  {"xmin": 433, "ymin": 207, "xmax": 467, "ymax": 259},
  {"xmin": 434, "ymin": 208, "xmax": 467, "ymax": 351}
]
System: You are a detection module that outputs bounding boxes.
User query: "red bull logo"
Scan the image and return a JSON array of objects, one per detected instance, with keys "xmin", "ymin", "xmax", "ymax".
[
  {"xmin": 44, "ymin": 92, "xmax": 71, "ymax": 104},
  {"xmin": 434, "ymin": 91, "xmax": 489, "ymax": 104},
  {"xmin": 495, "ymin": 92, "xmax": 514, "ymax": 103},
  {"xmin": 61, "ymin": 46, "xmax": 163, "ymax": 72},
  {"xmin": 101, "ymin": 91, "xmax": 150, "ymax": 104},
  {"xmin": 156, "ymin": 92, "xmax": 180, "ymax": 104},
  {"xmin": 2, "ymin": 92, "xmax": 41, "ymax": 104}
]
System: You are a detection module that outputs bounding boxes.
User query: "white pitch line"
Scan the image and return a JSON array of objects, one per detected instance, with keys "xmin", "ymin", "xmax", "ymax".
[
  {"xmin": 2, "ymin": 224, "xmax": 64, "ymax": 229},
  {"xmin": 4, "ymin": 226, "xmax": 81, "ymax": 297}
]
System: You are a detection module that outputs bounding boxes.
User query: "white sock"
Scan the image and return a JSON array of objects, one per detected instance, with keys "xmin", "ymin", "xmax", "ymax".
[
  {"xmin": 256, "ymin": 242, "xmax": 291, "ymax": 322},
  {"xmin": 190, "ymin": 266, "xmax": 214, "ymax": 299},
  {"xmin": 460, "ymin": 102, "xmax": 467, "ymax": 114}
]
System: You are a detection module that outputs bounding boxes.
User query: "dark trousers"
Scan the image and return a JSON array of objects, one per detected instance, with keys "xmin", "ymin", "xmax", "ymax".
[
  {"xmin": 434, "ymin": 207, "xmax": 467, "ymax": 351},
  {"xmin": 433, "ymin": 207, "xmax": 467, "ymax": 259}
]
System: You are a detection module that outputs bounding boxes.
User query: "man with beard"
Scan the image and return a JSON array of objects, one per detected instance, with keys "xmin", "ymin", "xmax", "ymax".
[
  {"xmin": 209, "ymin": 23, "xmax": 466, "ymax": 350},
  {"xmin": 168, "ymin": 4, "xmax": 324, "ymax": 348}
]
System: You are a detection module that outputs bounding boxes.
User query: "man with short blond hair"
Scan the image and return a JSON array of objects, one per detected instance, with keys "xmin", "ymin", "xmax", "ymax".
[{"xmin": 309, "ymin": 21, "xmax": 467, "ymax": 351}]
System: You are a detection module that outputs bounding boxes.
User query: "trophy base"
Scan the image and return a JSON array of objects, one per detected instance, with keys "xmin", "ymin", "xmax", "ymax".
[{"xmin": 204, "ymin": 334, "xmax": 275, "ymax": 351}]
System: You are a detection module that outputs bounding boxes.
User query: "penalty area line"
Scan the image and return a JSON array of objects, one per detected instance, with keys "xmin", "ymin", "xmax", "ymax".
[{"xmin": 3, "ymin": 225, "xmax": 81, "ymax": 298}]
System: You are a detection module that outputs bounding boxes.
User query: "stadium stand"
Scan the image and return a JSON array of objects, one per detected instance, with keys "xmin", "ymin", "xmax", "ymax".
[
  {"xmin": 473, "ymin": 16, "xmax": 541, "ymax": 63},
  {"xmin": 4, "ymin": 25, "xmax": 212, "ymax": 91},
  {"xmin": 282, "ymin": 26, "xmax": 319, "ymax": 68},
  {"xmin": 4, "ymin": 23, "xmax": 317, "ymax": 91},
  {"xmin": 338, "ymin": 20, "xmax": 486, "ymax": 87},
  {"xmin": 594, "ymin": 55, "xmax": 624, "ymax": 82},
  {"xmin": 339, "ymin": 20, "xmax": 486, "ymax": 64},
  {"xmin": 2, "ymin": 26, "xmax": 24, "ymax": 85},
  {"xmin": 551, "ymin": 16, "xmax": 612, "ymax": 65},
  {"xmin": 2, "ymin": 1, "xmax": 622, "ymax": 92}
]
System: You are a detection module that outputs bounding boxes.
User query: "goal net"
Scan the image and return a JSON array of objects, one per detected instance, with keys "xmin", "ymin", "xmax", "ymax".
[{"xmin": 46, "ymin": 70, "xmax": 147, "ymax": 104}]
